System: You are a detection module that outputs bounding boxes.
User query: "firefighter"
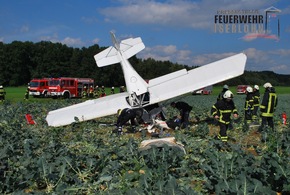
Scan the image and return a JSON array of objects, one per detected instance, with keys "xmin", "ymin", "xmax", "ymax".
[
  {"xmin": 217, "ymin": 84, "xmax": 229, "ymax": 101},
  {"xmin": 89, "ymin": 85, "xmax": 94, "ymax": 98},
  {"xmin": 244, "ymin": 86, "xmax": 254, "ymax": 125},
  {"xmin": 82, "ymin": 86, "xmax": 88, "ymax": 98},
  {"xmin": 94, "ymin": 85, "xmax": 99, "ymax": 98},
  {"xmin": 252, "ymin": 84, "xmax": 260, "ymax": 121},
  {"xmin": 259, "ymin": 82, "xmax": 278, "ymax": 131},
  {"xmin": 111, "ymin": 86, "xmax": 115, "ymax": 94},
  {"xmin": 115, "ymin": 108, "xmax": 144, "ymax": 135},
  {"xmin": 100, "ymin": 86, "xmax": 106, "ymax": 97},
  {"xmin": 24, "ymin": 86, "xmax": 30, "ymax": 100},
  {"xmin": 170, "ymin": 101, "xmax": 192, "ymax": 129},
  {"xmin": 211, "ymin": 90, "xmax": 239, "ymax": 142},
  {"xmin": 120, "ymin": 86, "xmax": 125, "ymax": 93},
  {"xmin": 0, "ymin": 85, "xmax": 6, "ymax": 102}
]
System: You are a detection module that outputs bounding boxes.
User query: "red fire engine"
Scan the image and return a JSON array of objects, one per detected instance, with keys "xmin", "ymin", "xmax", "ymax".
[
  {"xmin": 237, "ymin": 85, "xmax": 250, "ymax": 94},
  {"xmin": 29, "ymin": 78, "xmax": 50, "ymax": 97},
  {"xmin": 48, "ymin": 77, "xmax": 94, "ymax": 98}
]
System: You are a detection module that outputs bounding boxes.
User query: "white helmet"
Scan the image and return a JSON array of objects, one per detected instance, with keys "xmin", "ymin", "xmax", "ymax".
[
  {"xmin": 0, "ymin": 85, "xmax": 3, "ymax": 88},
  {"xmin": 263, "ymin": 82, "xmax": 272, "ymax": 88},
  {"xmin": 254, "ymin": 85, "xmax": 259, "ymax": 90},
  {"xmin": 223, "ymin": 90, "xmax": 234, "ymax": 99},
  {"xmin": 246, "ymin": 86, "xmax": 253, "ymax": 93},
  {"xmin": 223, "ymin": 84, "xmax": 229, "ymax": 89}
]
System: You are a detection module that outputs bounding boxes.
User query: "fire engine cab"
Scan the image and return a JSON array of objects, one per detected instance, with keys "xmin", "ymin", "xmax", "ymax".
[
  {"xmin": 237, "ymin": 85, "xmax": 250, "ymax": 94},
  {"xmin": 48, "ymin": 77, "xmax": 94, "ymax": 98},
  {"xmin": 29, "ymin": 78, "xmax": 50, "ymax": 97}
]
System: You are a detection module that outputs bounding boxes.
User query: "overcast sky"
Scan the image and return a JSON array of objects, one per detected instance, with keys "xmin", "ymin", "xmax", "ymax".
[{"xmin": 1, "ymin": 0, "xmax": 290, "ymax": 74}]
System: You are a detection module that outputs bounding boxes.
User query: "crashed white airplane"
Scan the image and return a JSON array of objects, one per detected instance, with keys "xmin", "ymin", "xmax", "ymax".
[{"xmin": 46, "ymin": 32, "xmax": 247, "ymax": 127}]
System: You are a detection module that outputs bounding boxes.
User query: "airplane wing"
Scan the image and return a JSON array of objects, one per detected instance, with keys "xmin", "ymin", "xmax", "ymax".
[
  {"xmin": 148, "ymin": 53, "xmax": 247, "ymax": 103},
  {"xmin": 46, "ymin": 93, "xmax": 130, "ymax": 127},
  {"xmin": 148, "ymin": 69, "xmax": 187, "ymax": 87}
]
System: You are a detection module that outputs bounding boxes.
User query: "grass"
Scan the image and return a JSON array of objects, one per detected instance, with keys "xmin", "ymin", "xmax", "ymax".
[{"xmin": 2, "ymin": 85, "xmax": 289, "ymax": 103}]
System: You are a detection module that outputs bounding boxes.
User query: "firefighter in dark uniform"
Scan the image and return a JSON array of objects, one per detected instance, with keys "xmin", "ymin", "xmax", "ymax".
[
  {"xmin": 116, "ymin": 108, "xmax": 144, "ymax": 135},
  {"xmin": 170, "ymin": 101, "xmax": 192, "ymax": 129},
  {"xmin": 252, "ymin": 84, "xmax": 260, "ymax": 121},
  {"xmin": 24, "ymin": 86, "xmax": 30, "ymax": 100},
  {"xmin": 94, "ymin": 85, "xmax": 99, "ymax": 98},
  {"xmin": 89, "ymin": 85, "xmax": 94, "ymax": 98},
  {"xmin": 0, "ymin": 85, "xmax": 6, "ymax": 102},
  {"xmin": 244, "ymin": 86, "xmax": 254, "ymax": 124},
  {"xmin": 259, "ymin": 82, "xmax": 278, "ymax": 131},
  {"xmin": 120, "ymin": 86, "xmax": 125, "ymax": 93},
  {"xmin": 82, "ymin": 86, "xmax": 88, "ymax": 98},
  {"xmin": 111, "ymin": 86, "xmax": 115, "ymax": 94},
  {"xmin": 217, "ymin": 84, "xmax": 229, "ymax": 101},
  {"xmin": 100, "ymin": 86, "xmax": 106, "ymax": 97},
  {"xmin": 211, "ymin": 90, "xmax": 239, "ymax": 142}
]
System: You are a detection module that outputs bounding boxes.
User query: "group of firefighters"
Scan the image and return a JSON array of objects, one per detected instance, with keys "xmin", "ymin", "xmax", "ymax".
[
  {"xmin": 82, "ymin": 85, "xmax": 107, "ymax": 99},
  {"xmin": 211, "ymin": 82, "xmax": 278, "ymax": 143},
  {"xmin": 114, "ymin": 82, "xmax": 279, "ymax": 145},
  {"xmin": 81, "ymin": 85, "xmax": 124, "ymax": 99}
]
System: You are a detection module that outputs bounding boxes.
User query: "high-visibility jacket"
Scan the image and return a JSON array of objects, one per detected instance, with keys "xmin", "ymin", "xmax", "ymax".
[
  {"xmin": 211, "ymin": 99, "xmax": 238, "ymax": 124},
  {"xmin": 82, "ymin": 90, "xmax": 87, "ymax": 98},
  {"xmin": 260, "ymin": 88, "xmax": 278, "ymax": 117},
  {"xmin": 0, "ymin": 88, "xmax": 6, "ymax": 96},
  {"xmin": 244, "ymin": 93, "xmax": 254, "ymax": 111},
  {"xmin": 253, "ymin": 90, "xmax": 260, "ymax": 108}
]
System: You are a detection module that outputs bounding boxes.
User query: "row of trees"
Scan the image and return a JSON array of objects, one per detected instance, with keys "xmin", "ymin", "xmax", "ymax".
[{"xmin": 0, "ymin": 41, "xmax": 289, "ymax": 87}]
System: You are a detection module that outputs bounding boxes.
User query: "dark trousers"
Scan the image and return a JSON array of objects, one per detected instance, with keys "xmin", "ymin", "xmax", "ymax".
[
  {"xmin": 181, "ymin": 111, "xmax": 190, "ymax": 129},
  {"xmin": 245, "ymin": 110, "xmax": 252, "ymax": 122},
  {"xmin": 117, "ymin": 112, "xmax": 136, "ymax": 128},
  {"xmin": 252, "ymin": 106, "xmax": 259, "ymax": 119},
  {"xmin": 218, "ymin": 122, "xmax": 229, "ymax": 142},
  {"xmin": 260, "ymin": 116, "xmax": 274, "ymax": 130}
]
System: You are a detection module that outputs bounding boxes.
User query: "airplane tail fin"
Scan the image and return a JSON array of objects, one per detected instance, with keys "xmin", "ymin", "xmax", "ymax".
[{"xmin": 94, "ymin": 33, "xmax": 145, "ymax": 67}]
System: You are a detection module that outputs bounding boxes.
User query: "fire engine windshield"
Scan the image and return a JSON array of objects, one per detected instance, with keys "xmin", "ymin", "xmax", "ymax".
[
  {"xmin": 30, "ymin": 81, "xmax": 40, "ymax": 87},
  {"xmin": 49, "ymin": 80, "xmax": 60, "ymax": 86}
]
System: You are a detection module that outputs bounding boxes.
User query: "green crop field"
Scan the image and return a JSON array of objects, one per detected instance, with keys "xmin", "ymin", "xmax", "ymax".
[{"xmin": 0, "ymin": 86, "xmax": 290, "ymax": 194}]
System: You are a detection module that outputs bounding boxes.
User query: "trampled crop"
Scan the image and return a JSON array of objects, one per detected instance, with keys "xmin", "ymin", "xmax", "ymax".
[{"xmin": 0, "ymin": 95, "xmax": 289, "ymax": 194}]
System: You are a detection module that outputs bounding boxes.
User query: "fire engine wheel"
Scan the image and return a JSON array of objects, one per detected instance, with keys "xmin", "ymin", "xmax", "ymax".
[{"xmin": 63, "ymin": 92, "xmax": 71, "ymax": 99}]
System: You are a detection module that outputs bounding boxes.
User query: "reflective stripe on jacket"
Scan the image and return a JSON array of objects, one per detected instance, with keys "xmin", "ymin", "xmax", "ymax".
[
  {"xmin": 211, "ymin": 99, "xmax": 238, "ymax": 124},
  {"xmin": 260, "ymin": 89, "xmax": 277, "ymax": 117}
]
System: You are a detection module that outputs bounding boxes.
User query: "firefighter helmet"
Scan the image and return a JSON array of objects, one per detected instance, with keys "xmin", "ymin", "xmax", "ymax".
[
  {"xmin": 254, "ymin": 85, "xmax": 259, "ymax": 90},
  {"xmin": 263, "ymin": 82, "xmax": 272, "ymax": 88},
  {"xmin": 223, "ymin": 90, "xmax": 233, "ymax": 99},
  {"xmin": 0, "ymin": 85, "xmax": 2, "ymax": 89},
  {"xmin": 223, "ymin": 84, "xmax": 229, "ymax": 89},
  {"xmin": 246, "ymin": 86, "xmax": 253, "ymax": 93}
]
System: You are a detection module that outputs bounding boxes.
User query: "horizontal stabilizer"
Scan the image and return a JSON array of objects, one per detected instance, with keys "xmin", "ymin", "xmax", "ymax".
[
  {"xmin": 94, "ymin": 46, "xmax": 119, "ymax": 67},
  {"xmin": 46, "ymin": 93, "xmax": 130, "ymax": 127},
  {"xmin": 94, "ymin": 37, "xmax": 145, "ymax": 67},
  {"xmin": 149, "ymin": 53, "xmax": 247, "ymax": 103},
  {"xmin": 120, "ymin": 37, "xmax": 145, "ymax": 59}
]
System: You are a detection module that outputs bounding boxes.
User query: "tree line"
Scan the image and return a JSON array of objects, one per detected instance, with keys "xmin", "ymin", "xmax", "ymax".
[{"xmin": 0, "ymin": 41, "xmax": 289, "ymax": 87}]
